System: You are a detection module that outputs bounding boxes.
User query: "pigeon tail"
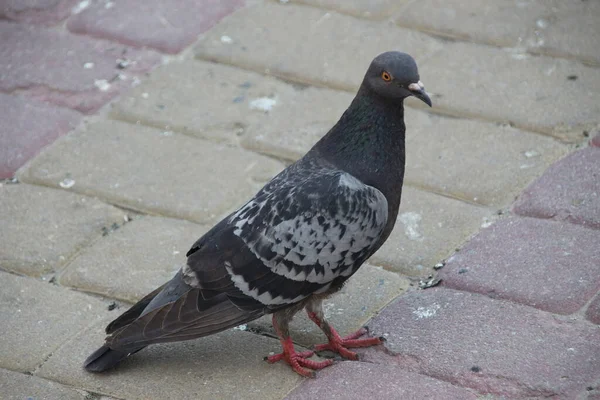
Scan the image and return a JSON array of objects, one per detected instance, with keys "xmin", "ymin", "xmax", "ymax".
[{"xmin": 83, "ymin": 345, "xmax": 143, "ymax": 372}]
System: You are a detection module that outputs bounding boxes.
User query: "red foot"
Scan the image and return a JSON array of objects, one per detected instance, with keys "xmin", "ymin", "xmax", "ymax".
[
  {"xmin": 266, "ymin": 337, "xmax": 334, "ymax": 377},
  {"xmin": 313, "ymin": 327, "xmax": 384, "ymax": 360}
]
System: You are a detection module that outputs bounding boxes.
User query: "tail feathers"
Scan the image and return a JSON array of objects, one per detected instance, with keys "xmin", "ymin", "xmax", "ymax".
[
  {"xmin": 105, "ymin": 283, "xmax": 167, "ymax": 334},
  {"xmin": 83, "ymin": 345, "xmax": 143, "ymax": 372}
]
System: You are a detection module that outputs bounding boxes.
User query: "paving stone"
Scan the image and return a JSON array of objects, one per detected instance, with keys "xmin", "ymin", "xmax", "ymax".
[
  {"xmin": 195, "ymin": 3, "xmax": 443, "ymax": 91},
  {"xmin": 37, "ymin": 315, "xmax": 304, "ymax": 400},
  {"xmin": 406, "ymin": 114, "xmax": 567, "ymax": 207},
  {"xmin": 248, "ymin": 264, "xmax": 410, "ymax": 347},
  {"xmin": 244, "ymin": 105, "xmax": 567, "ymax": 207},
  {"xmin": 586, "ymin": 295, "xmax": 600, "ymax": 325},
  {"xmin": 284, "ymin": 361, "xmax": 478, "ymax": 400},
  {"xmin": 0, "ymin": 272, "xmax": 110, "ymax": 372},
  {"xmin": 419, "ymin": 42, "xmax": 600, "ymax": 142},
  {"xmin": 0, "ymin": 0, "xmax": 77, "ymax": 24},
  {"xmin": 0, "ymin": 368, "xmax": 116, "ymax": 400},
  {"xmin": 0, "ymin": 22, "xmax": 160, "ymax": 113},
  {"xmin": 369, "ymin": 187, "xmax": 493, "ymax": 277},
  {"xmin": 395, "ymin": 0, "xmax": 600, "ymax": 66},
  {"xmin": 0, "ymin": 183, "xmax": 126, "ymax": 277},
  {"xmin": 439, "ymin": 217, "xmax": 600, "ymax": 315},
  {"xmin": 585, "ymin": 391, "xmax": 600, "ymax": 400},
  {"xmin": 0, "ymin": 94, "xmax": 81, "ymax": 179},
  {"xmin": 513, "ymin": 147, "xmax": 600, "ymax": 229},
  {"xmin": 111, "ymin": 59, "xmax": 353, "ymax": 144},
  {"xmin": 67, "ymin": 0, "xmax": 244, "ymax": 54},
  {"xmin": 289, "ymin": 0, "xmax": 410, "ymax": 19},
  {"xmin": 368, "ymin": 288, "xmax": 600, "ymax": 398},
  {"xmin": 60, "ymin": 216, "xmax": 210, "ymax": 303},
  {"xmin": 18, "ymin": 120, "xmax": 284, "ymax": 224}
]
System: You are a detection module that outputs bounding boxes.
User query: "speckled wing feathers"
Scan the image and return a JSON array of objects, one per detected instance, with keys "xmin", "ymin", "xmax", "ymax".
[{"xmin": 184, "ymin": 159, "xmax": 388, "ymax": 309}]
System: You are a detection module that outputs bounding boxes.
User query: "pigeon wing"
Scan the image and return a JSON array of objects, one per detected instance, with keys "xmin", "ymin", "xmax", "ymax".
[{"xmin": 184, "ymin": 169, "xmax": 389, "ymax": 310}]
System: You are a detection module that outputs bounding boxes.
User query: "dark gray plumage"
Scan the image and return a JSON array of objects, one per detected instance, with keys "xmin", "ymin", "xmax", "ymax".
[{"xmin": 84, "ymin": 51, "xmax": 431, "ymax": 377}]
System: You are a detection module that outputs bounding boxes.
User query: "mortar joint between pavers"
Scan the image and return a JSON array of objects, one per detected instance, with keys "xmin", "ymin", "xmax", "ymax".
[{"xmin": 29, "ymin": 302, "xmax": 106, "ymax": 377}]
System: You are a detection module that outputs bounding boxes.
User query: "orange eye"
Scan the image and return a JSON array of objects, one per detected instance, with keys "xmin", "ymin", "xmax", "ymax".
[{"xmin": 381, "ymin": 71, "xmax": 392, "ymax": 82}]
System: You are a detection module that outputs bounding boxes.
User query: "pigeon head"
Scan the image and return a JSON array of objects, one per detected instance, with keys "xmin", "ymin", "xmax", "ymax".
[{"xmin": 362, "ymin": 51, "xmax": 432, "ymax": 107}]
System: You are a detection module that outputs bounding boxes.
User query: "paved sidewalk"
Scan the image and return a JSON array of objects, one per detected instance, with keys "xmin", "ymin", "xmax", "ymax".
[{"xmin": 1, "ymin": 0, "xmax": 599, "ymax": 399}]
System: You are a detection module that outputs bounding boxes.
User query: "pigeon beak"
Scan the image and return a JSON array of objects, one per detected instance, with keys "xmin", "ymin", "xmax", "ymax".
[{"xmin": 408, "ymin": 81, "xmax": 432, "ymax": 107}]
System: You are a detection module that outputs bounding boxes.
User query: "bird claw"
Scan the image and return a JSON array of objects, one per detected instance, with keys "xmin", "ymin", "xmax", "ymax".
[
  {"xmin": 265, "ymin": 349, "xmax": 314, "ymax": 363},
  {"xmin": 266, "ymin": 346, "xmax": 333, "ymax": 377},
  {"xmin": 314, "ymin": 327, "xmax": 384, "ymax": 360}
]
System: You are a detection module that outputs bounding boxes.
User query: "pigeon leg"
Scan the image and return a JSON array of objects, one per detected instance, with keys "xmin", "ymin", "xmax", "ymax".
[
  {"xmin": 306, "ymin": 298, "xmax": 383, "ymax": 360},
  {"xmin": 266, "ymin": 312, "xmax": 334, "ymax": 377}
]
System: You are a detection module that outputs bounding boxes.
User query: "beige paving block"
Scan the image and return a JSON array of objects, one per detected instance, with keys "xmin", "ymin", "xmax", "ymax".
[
  {"xmin": 18, "ymin": 120, "xmax": 284, "ymax": 224},
  {"xmin": 404, "ymin": 112, "xmax": 568, "ymax": 207},
  {"xmin": 0, "ymin": 272, "xmax": 110, "ymax": 372},
  {"xmin": 243, "ymin": 106, "xmax": 568, "ymax": 207},
  {"xmin": 290, "ymin": 0, "xmax": 410, "ymax": 19},
  {"xmin": 195, "ymin": 3, "xmax": 443, "ymax": 91},
  {"xmin": 371, "ymin": 187, "xmax": 493, "ymax": 276},
  {"xmin": 112, "ymin": 59, "xmax": 353, "ymax": 146},
  {"xmin": 248, "ymin": 264, "xmax": 410, "ymax": 347},
  {"xmin": 395, "ymin": 0, "xmax": 600, "ymax": 66},
  {"xmin": 420, "ymin": 42, "xmax": 600, "ymax": 141},
  {"xmin": 0, "ymin": 183, "xmax": 126, "ymax": 277},
  {"xmin": 37, "ymin": 315, "xmax": 304, "ymax": 400},
  {"xmin": 0, "ymin": 368, "xmax": 117, "ymax": 400},
  {"xmin": 241, "ymin": 120, "xmax": 337, "ymax": 162},
  {"xmin": 60, "ymin": 216, "xmax": 210, "ymax": 303}
]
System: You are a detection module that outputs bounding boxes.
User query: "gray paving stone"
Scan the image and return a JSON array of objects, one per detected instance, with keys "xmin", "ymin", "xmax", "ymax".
[
  {"xmin": 111, "ymin": 59, "xmax": 353, "ymax": 144},
  {"xmin": 244, "ymin": 106, "xmax": 567, "ymax": 207},
  {"xmin": 405, "ymin": 114, "xmax": 567, "ymax": 206},
  {"xmin": 195, "ymin": 3, "xmax": 443, "ymax": 91},
  {"xmin": 0, "ymin": 183, "xmax": 126, "ymax": 277},
  {"xmin": 0, "ymin": 22, "xmax": 160, "ymax": 113},
  {"xmin": 585, "ymin": 391, "xmax": 600, "ymax": 400},
  {"xmin": 67, "ymin": 0, "xmax": 243, "ymax": 54},
  {"xmin": 18, "ymin": 120, "xmax": 284, "ymax": 224},
  {"xmin": 439, "ymin": 217, "xmax": 600, "ymax": 315},
  {"xmin": 0, "ymin": 272, "xmax": 110, "ymax": 372},
  {"xmin": 370, "ymin": 187, "xmax": 493, "ymax": 277},
  {"xmin": 395, "ymin": 0, "xmax": 600, "ymax": 66},
  {"xmin": 289, "ymin": 0, "xmax": 410, "ymax": 19},
  {"xmin": 37, "ymin": 315, "xmax": 305, "ymax": 400},
  {"xmin": 420, "ymin": 42, "xmax": 600, "ymax": 141},
  {"xmin": 0, "ymin": 368, "xmax": 115, "ymax": 400},
  {"xmin": 0, "ymin": 93, "xmax": 81, "ymax": 179},
  {"xmin": 284, "ymin": 361, "xmax": 478, "ymax": 400},
  {"xmin": 368, "ymin": 288, "xmax": 600, "ymax": 398},
  {"xmin": 248, "ymin": 264, "xmax": 410, "ymax": 347},
  {"xmin": 513, "ymin": 147, "xmax": 600, "ymax": 229},
  {"xmin": 60, "ymin": 215, "xmax": 210, "ymax": 303}
]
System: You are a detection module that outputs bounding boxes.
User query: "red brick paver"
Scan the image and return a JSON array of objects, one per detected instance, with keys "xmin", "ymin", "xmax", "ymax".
[
  {"xmin": 0, "ymin": 93, "xmax": 80, "ymax": 178},
  {"xmin": 367, "ymin": 288, "xmax": 600, "ymax": 398},
  {"xmin": 67, "ymin": 0, "xmax": 244, "ymax": 54},
  {"xmin": 591, "ymin": 132, "xmax": 600, "ymax": 148},
  {"xmin": 0, "ymin": 21, "xmax": 160, "ymax": 113},
  {"xmin": 438, "ymin": 216, "xmax": 600, "ymax": 314},
  {"xmin": 284, "ymin": 362, "xmax": 478, "ymax": 400},
  {"xmin": 513, "ymin": 147, "xmax": 600, "ymax": 229},
  {"xmin": 586, "ymin": 295, "xmax": 600, "ymax": 325}
]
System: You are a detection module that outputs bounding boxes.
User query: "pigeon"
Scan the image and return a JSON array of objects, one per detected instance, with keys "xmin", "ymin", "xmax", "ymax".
[{"xmin": 84, "ymin": 51, "xmax": 432, "ymax": 377}]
